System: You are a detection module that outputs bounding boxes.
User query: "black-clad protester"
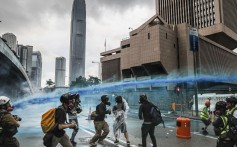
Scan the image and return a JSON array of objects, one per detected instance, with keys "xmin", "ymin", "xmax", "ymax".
[
  {"xmin": 0, "ymin": 96, "xmax": 21, "ymax": 147},
  {"xmin": 212, "ymin": 101, "xmax": 235, "ymax": 147},
  {"xmin": 138, "ymin": 94, "xmax": 157, "ymax": 147},
  {"xmin": 89, "ymin": 95, "xmax": 111, "ymax": 146},
  {"xmin": 68, "ymin": 93, "xmax": 82, "ymax": 146},
  {"xmin": 51, "ymin": 93, "xmax": 77, "ymax": 147}
]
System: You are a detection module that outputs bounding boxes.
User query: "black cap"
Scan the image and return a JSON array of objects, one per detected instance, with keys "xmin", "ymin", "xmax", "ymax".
[{"xmin": 226, "ymin": 97, "xmax": 237, "ymax": 105}]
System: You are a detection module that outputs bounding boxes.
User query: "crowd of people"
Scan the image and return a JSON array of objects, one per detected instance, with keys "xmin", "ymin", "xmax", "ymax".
[
  {"xmin": 0, "ymin": 93, "xmax": 236, "ymax": 147},
  {"xmin": 200, "ymin": 96, "xmax": 237, "ymax": 147}
]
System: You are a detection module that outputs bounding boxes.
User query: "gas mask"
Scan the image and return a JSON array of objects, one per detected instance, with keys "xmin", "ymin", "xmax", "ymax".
[
  {"xmin": 67, "ymin": 100, "xmax": 75, "ymax": 110},
  {"xmin": 6, "ymin": 102, "xmax": 14, "ymax": 112}
]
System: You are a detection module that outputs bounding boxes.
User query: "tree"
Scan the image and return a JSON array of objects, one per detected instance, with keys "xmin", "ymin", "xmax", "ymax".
[
  {"xmin": 87, "ymin": 76, "xmax": 101, "ymax": 86},
  {"xmin": 46, "ymin": 79, "xmax": 54, "ymax": 87},
  {"xmin": 70, "ymin": 76, "xmax": 87, "ymax": 88},
  {"xmin": 70, "ymin": 76, "xmax": 101, "ymax": 89}
]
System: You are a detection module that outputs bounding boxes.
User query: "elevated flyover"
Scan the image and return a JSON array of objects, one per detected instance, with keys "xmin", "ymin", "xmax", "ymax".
[{"xmin": 0, "ymin": 38, "xmax": 33, "ymax": 98}]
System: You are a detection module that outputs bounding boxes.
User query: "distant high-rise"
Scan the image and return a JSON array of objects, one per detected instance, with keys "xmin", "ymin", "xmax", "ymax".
[
  {"xmin": 31, "ymin": 51, "xmax": 42, "ymax": 90},
  {"xmin": 2, "ymin": 33, "xmax": 17, "ymax": 53},
  {"xmin": 69, "ymin": 0, "xmax": 86, "ymax": 84},
  {"xmin": 55, "ymin": 57, "xmax": 66, "ymax": 87},
  {"xmin": 18, "ymin": 45, "xmax": 33, "ymax": 78}
]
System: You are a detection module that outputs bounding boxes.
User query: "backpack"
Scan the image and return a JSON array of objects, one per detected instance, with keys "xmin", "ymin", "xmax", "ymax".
[
  {"xmin": 41, "ymin": 108, "xmax": 57, "ymax": 133},
  {"xmin": 90, "ymin": 111, "xmax": 97, "ymax": 120},
  {"xmin": 150, "ymin": 106, "xmax": 165, "ymax": 128},
  {"xmin": 227, "ymin": 109, "xmax": 237, "ymax": 141}
]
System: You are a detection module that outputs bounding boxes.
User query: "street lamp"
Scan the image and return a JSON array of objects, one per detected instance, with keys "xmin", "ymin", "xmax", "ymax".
[{"xmin": 92, "ymin": 61, "xmax": 101, "ymax": 80}]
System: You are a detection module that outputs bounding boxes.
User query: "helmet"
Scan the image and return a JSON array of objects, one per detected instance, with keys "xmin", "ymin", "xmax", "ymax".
[
  {"xmin": 115, "ymin": 96, "xmax": 123, "ymax": 103},
  {"xmin": 101, "ymin": 95, "xmax": 111, "ymax": 106},
  {"xmin": 0, "ymin": 96, "xmax": 10, "ymax": 106},
  {"xmin": 139, "ymin": 94, "xmax": 147, "ymax": 104},
  {"xmin": 101, "ymin": 95, "xmax": 109, "ymax": 102},
  {"xmin": 205, "ymin": 100, "xmax": 211, "ymax": 106},
  {"xmin": 215, "ymin": 101, "xmax": 227, "ymax": 111},
  {"xmin": 226, "ymin": 97, "xmax": 237, "ymax": 105},
  {"xmin": 0, "ymin": 96, "xmax": 14, "ymax": 111},
  {"xmin": 60, "ymin": 93, "xmax": 70, "ymax": 104}
]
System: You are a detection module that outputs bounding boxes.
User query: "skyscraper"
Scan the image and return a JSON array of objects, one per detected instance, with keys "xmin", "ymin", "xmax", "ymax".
[
  {"xmin": 69, "ymin": 0, "xmax": 86, "ymax": 84},
  {"xmin": 2, "ymin": 33, "xmax": 17, "ymax": 53},
  {"xmin": 31, "ymin": 51, "xmax": 42, "ymax": 90},
  {"xmin": 55, "ymin": 57, "xmax": 66, "ymax": 87}
]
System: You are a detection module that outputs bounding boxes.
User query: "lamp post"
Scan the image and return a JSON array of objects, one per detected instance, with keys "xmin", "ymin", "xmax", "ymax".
[{"xmin": 92, "ymin": 61, "xmax": 101, "ymax": 80}]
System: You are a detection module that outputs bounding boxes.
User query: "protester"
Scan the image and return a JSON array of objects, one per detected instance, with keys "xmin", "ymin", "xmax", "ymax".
[
  {"xmin": 112, "ymin": 96, "xmax": 130, "ymax": 146},
  {"xmin": 138, "ymin": 94, "xmax": 157, "ymax": 147},
  {"xmin": 188, "ymin": 97, "xmax": 194, "ymax": 110},
  {"xmin": 0, "ymin": 96, "xmax": 21, "ymax": 147},
  {"xmin": 89, "ymin": 95, "xmax": 111, "ymax": 146},
  {"xmin": 51, "ymin": 93, "xmax": 77, "ymax": 147},
  {"xmin": 226, "ymin": 97, "xmax": 237, "ymax": 119},
  {"xmin": 212, "ymin": 101, "xmax": 234, "ymax": 147},
  {"xmin": 200, "ymin": 99, "xmax": 211, "ymax": 135},
  {"xmin": 226, "ymin": 96, "xmax": 237, "ymax": 146},
  {"xmin": 68, "ymin": 93, "xmax": 82, "ymax": 146}
]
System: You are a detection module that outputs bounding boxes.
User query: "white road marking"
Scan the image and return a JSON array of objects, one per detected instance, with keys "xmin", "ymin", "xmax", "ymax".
[{"xmin": 80, "ymin": 125, "xmax": 138, "ymax": 147}]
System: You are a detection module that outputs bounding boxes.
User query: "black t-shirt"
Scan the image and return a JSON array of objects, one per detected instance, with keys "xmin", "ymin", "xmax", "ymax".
[
  {"xmin": 52, "ymin": 107, "xmax": 66, "ymax": 137},
  {"xmin": 139, "ymin": 101, "xmax": 155, "ymax": 123},
  {"xmin": 95, "ymin": 103, "xmax": 107, "ymax": 121}
]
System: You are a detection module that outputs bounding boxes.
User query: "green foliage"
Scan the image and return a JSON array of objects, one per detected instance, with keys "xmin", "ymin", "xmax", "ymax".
[
  {"xmin": 70, "ymin": 76, "xmax": 101, "ymax": 89},
  {"xmin": 46, "ymin": 79, "xmax": 54, "ymax": 87}
]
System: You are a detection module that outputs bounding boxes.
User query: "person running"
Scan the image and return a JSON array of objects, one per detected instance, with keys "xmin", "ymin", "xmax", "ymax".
[
  {"xmin": 68, "ymin": 93, "xmax": 82, "ymax": 146},
  {"xmin": 0, "ymin": 96, "xmax": 21, "ymax": 147},
  {"xmin": 213, "ymin": 101, "xmax": 235, "ymax": 147},
  {"xmin": 138, "ymin": 94, "xmax": 157, "ymax": 147},
  {"xmin": 112, "ymin": 96, "xmax": 130, "ymax": 146},
  {"xmin": 51, "ymin": 93, "xmax": 77, "ymax": 147},
  {"xmin": 89, "ymin": 95, "xmax": 111, "ymax": 146},
  {"xmin": 200, "ymin": 99, "xmax": 211, "ymax": 135}
]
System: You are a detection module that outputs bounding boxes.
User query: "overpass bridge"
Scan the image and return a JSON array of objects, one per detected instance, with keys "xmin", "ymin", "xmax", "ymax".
[{"xmin": 0, "ymin": 38, "xmax": 33, "ymax": 98}]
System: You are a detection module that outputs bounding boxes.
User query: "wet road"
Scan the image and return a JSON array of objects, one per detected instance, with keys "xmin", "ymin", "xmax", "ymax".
[{"xmin": 15, "ymin": 107, "xmax": 218, "ymax": 147}]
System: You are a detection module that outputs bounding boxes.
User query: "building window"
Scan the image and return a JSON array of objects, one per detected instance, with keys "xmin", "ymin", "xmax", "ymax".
[
  {"xmin": 148, "ymin": 33, "xmax": 150, "ymax": 39},
  {"xmin": 166, "ymin": 33, "xmax": 167, "ymax": 39}
]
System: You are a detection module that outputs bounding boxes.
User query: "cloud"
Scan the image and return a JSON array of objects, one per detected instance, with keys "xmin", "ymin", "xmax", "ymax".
[{"xmin": 0, "ymin": 0, "xmax": 155, "ymax": 87}]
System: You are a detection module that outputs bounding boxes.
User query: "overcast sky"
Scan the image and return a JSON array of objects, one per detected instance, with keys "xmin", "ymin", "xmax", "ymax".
[{"xmin": 0, "ymin": 0, "xmax": 155, "ymax": 87}]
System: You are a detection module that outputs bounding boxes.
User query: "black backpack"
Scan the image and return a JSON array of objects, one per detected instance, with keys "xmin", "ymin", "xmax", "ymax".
[
  {"xmin": 150, "ymin": 105, "xmax": 165, "ymax": 128},
  {"xmin": 227, "ymin": 108, "xmax": 237, "ymax": 141}
]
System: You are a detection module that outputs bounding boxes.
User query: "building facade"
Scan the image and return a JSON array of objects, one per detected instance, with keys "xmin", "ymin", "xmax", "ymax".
[
  {"xmin": 2, "ymin": 33, "xmax": 17, "ymax": 53},
  {"xmin": 100, "ymin": 14, "xmax": 237, "ymax": 87},
  {"xmin": 55, "ymin": 57, "xmax": 66, "ymax": 87},
  {"xmin": 155, "ymin": 0, "xmax": 237, "ymax": 50},
  {"xmin": 18, "ymin": 45, "xmax": 33, "ymax": 79},
  {"xmin": 31, "ymin": 51, "xmax": 42, "ymax": 90},
  {"xmin": 69, "ymin": 0, "xmax": 86, "ymax": 83}
]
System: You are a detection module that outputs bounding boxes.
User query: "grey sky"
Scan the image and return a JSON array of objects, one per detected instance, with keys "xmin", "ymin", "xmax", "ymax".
[{"xmin": 0, "ymin": 0, "xmax": 155, "ymax": 86}]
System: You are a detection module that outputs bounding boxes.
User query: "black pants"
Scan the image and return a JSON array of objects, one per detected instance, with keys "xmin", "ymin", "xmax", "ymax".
[
  {"xmin": 141, "ymin": 124, "xmax": 156, "ymax": 147},
  {"xmin": 216, "ymin": 139, "xmax": 235, "ymax": 147},
  {"xmin": 0, "ymin": 137, "xmax": 19, "ymax": 147}
]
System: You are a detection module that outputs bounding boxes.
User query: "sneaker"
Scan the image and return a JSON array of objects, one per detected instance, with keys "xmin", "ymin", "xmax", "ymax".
[
  {"xmin": 98, "ymin": 140, "xmax": 104, "ymax": 145},
  {"xmin": 127, "ymin": 141, "xmax": 130, "ymax": 147},
  {"xmin": 114, "ymin": 139, "xmax": 119, "ymax": 144},
  {"xmin": 202, "ymin": 130, "xmax": 208, "ymax": 135},
  {"xmin": 70, "ymin": 139, "xmax": 77, "ymax": 146},
  {"xmin": 89, "ymin": 141, "xmax": 96, "ymax": 146}
]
